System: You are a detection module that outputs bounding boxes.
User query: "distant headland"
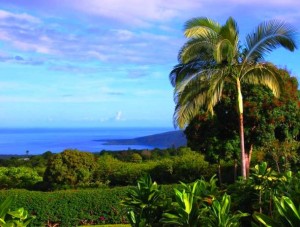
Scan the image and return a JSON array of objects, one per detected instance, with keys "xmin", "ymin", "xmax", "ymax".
[{"xmin": 99, "ymin": 130, "xmax": 187, "ymax": 148}]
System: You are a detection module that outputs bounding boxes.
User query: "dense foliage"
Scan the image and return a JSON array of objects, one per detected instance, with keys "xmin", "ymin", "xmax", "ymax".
[
  {"xmin": 44, "ymin": 149, "xmax": 99, "ymax": 189},
  {"xmin": 0, "ymin": 167, "xmax": 42, "ymax": 190},
  {"xmin": 1, "ymin": 151, "xmax": 300, "ymax": 226},
  {"xmin": 0, "ymin": 185, "xmax": 175, "ymax": 227},
  {"xmin": 95, "ymin": 147, "xmax": 215, "ymax": 186},
  {"xmin": 124, "ymin": 164, "xmax": 300, "ymax": 226},
  {"xmin": 0, "ymin": 197, "xmax": 35, "ymax": 227},
  {"xmin": 185, "ymin": 69, "xmax": 300, "ymax": 164},
  {"xmin": 0, "ymin": 148, "xmax": 218, "ymax": 190}
]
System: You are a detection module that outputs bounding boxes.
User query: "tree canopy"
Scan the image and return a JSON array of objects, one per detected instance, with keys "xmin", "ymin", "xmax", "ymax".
[
  {"xmin": 44, "ymin": 149, "xmax": 98, "ymax": 188},
  {"xmin": 185, "ymin": 69, "xmax": 300, "ymax": 163}
]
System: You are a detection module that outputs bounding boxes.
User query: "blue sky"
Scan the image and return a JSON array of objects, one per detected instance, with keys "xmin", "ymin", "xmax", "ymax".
[{"xmin": 0, "ymin": 0, "xmax": 299, "ymax": 128}]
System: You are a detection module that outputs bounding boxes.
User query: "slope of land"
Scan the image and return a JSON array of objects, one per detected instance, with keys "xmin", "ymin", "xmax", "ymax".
[{"xmin": 101, "ymin": 130, "xmax": 186, "ymax": 148}]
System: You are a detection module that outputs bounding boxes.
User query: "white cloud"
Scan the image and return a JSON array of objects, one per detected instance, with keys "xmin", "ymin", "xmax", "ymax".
[
  {"xmin": 69, "ymin": 0, "xmax": 202, "ymax": 25},
  {"xmin": 112, "ymin": 29, "xmax": 135, "ymax": 41},
  {"xmin": 0, "ymin": 1, "xmax": 299, "ymax": 67},
  {"xmin": 12, "ymin": 40, "xmax": 53, "ymax": 54},
  {"xmin": 0, "ymin": 7, "xmax": 181, "ymax": 65},
  {"xmin": 115, "ymin": 111, "xmax": 123, "ymax": 121},
  {"xmin": 0, "ymin": 9, "xmax": 41, "ymax": 24},
  {"xmin": 225, "ymin": 0, "xmax": 300, "ymax": 7}
]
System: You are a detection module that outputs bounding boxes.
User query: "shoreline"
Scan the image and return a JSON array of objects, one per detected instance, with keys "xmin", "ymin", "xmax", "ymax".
[{"xmin": 0, "ymin": 129, "xmax": 186, "ymax": 156}]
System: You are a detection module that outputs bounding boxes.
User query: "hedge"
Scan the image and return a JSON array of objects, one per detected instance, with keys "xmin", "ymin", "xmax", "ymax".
[{"xmin": 0, "ymin": 185, "xmax": 176, "ymax": 226}]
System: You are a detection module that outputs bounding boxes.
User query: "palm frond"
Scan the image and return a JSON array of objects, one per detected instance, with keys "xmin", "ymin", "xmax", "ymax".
[
  {"xmin": 214, "ymin": 39, "xmax": 235, "ymax": 64},
  {"xmin": 169, "ymin": 64, "xmax": 188, "ymax": 87},
  {"xmin": 174, "ymin": 71, "xmax": 210, "ymax": 104},
  {"xmin": 219, "ymin": 17, "xmax": 239, "ymax": 46},
  {"xmin": 244, "ymin": 20, "xmax": 297, "ymax": 62},
  {"xmin": 241, "ymin": 63, "xmax": 283, "ymax": 97},
  {"xmin": 184, "ymin": 17, "xmax": 221, "ymax": 38},
  {"xmin": 173, "ymin": 69, "xmax": 220, "ymax": 128},
  {"xmin": 206, "ymin": 70, "xmax": 228, "ymax": 113},
  {"xmin": 178, "ymin": 37, "xmax": 215, "ymax": 64},
  {"xmin": 169, "ymin": 60, "xmax": 210, "ymax": 87},
  {"xmin": 174, "ymin": 91, "xmax": 208, "ymax": 128}
]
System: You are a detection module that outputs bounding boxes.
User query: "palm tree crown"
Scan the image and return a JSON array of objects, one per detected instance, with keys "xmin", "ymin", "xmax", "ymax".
[{"xmin": 171, "ymin": 17, "xmax": 297, "ymax": 178}]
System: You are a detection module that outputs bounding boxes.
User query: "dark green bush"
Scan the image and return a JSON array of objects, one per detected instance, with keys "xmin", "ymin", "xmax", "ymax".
[
  {"xmin": 99, "ymin": 152, "xmax": 216, "ymax": 186},
  {"xmin": 150, "ymin": 159, "xmax": 174, "ymax": 184},
  {"xmin": 110, "ymin": 162, "xmax": 157, "ymax": 186},
  {"xmin": 171, "ymin": 150, "xmax": 216, "ymax": 182},
  {"xmin": 44, "ymin": 149, "xmax": 98, "ymax": 189},
  {"xmin": 96, "ymin": 155, "xmax": 158, "ymax": 186}
]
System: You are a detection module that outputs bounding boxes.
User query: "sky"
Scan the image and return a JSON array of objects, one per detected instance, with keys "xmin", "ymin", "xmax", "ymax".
[{"xmin": 0, "ymin": 0, "xmax": 299, "ymax": 128}]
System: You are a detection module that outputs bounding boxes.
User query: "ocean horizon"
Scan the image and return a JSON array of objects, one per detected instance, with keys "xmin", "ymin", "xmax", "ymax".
[{"xmin": 0, "ymin": 127, "xmax": 173, "ymax": 155}]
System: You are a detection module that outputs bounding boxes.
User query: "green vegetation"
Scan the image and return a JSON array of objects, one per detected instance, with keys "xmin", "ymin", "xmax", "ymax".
[
  {"xmin": 170, "ymin": 17, "xmax": 297, "ymax": 178},
  {"xmin": 253, "ymin": 196, "xmax": 300, "ymax": 226},
  {"xmin": 124, "ymin": 169, "xmax": 300, "ymax": 226},
  {"xmin": 185, "ymin": 69, "xmax": 299, "ymax": 159},
  {"xmin": 44, "ymin": 149, "xmax": 99, "ymax": 189},
  {"xmin": 122, "ymin": 175, "xmax": 168, "ymax": 226},
  {"xmin": 160, "ymin": 176, "xmax": 220, "ymax": 226},
  {"xmin": 0, "ymin": 185, "xmax": 176, "ymax": 226},
  {"xmin": 0, "ymin": 167, "xmax": 42, "ymax": 189},
  {"xmin": 0, "ymin": 188, "xmax": 130, "ymax": 226},
  {"xmin": 0, "ymin": 197, "xmax": 35, "ymax": 227},
  {"xmin": 1, "ymin": 157, "xmax": 300, "ymax": 225}
]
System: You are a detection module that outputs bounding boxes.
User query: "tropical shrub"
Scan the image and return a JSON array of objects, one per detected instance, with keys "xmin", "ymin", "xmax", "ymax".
[
  {"xmin": 95, "ymin": 154, "xmax": 124, "ymax": 184},
  {"xmin": 130, "ymin": 153, "xmax": 143, "ymax": 163},
  {"xmin": 43, "ymin": 149, "xmax": 98, "ymax": 189},
  {"xmin": 150, "ymin": 159, "xmax": 174, "ymax": 184},
  {"xmin": 0, "ymin": 167, "xmax": 42, "ymax": 189},
  {"xmin": 160, "ymin": 176, "xmax": 219, "ymax": 226},
  {"xmin": 122, "ymin": 175, "xmax": 169, "ymax": 226},
  {"xmin": 171, "ymin": 150, "xmax": 215, "ymax": 182},
  {"xmin": 0, "ymin": 197, "xmax": 35, "ymax": 227},
  {"xmin": 202, "ymin": 193, "xmax": 249, "ymax": 227},
  {"xmin": 96, "ymin": 154, "xmax": 158, "ymax": 186},
  {"xmin": 253, "ymin": 195, "xmax": 300, "ymax": 226}
]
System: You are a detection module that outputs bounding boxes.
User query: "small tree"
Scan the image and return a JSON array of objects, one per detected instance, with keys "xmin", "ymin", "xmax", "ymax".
[
  {"xmin": 131, "ymin": 153, "xmax": 143, "ymax": 163},
  {"xmin": 44, "ymin": 149, "xmax": 98, "ymax": 188}
]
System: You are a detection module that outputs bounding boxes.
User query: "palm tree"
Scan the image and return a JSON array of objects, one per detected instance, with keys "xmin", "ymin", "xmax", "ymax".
[{"xmin": 170, "ymin": 17, "xmax": 297, "ymax": 179}]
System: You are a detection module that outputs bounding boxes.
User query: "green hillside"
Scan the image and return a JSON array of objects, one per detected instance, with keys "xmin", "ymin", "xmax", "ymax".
[{"xmin": 103, "ymin": 130, "xmax": 186, "ymax": 148}]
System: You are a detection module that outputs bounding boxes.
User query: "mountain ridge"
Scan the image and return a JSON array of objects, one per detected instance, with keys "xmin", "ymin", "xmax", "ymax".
[{"xmin": 101, "ymin": 130, "xmax": 186, "ymax": 148}]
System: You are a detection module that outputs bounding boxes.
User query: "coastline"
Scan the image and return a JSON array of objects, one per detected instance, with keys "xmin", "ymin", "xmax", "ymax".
[{"xmin": 0, "ymin": 127, "xmax": 182, "ymax": 155}]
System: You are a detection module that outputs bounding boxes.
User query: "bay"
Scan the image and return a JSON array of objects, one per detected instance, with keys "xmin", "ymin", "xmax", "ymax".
[{"xmin": 0, "ymin": 127, "xmax": 173, "ymax": 155}]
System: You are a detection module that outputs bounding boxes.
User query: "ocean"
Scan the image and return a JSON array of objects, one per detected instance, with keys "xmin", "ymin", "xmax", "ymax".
[{"xmin": 0, "ymin": 127, "xmax": 173, "ymax": 155}]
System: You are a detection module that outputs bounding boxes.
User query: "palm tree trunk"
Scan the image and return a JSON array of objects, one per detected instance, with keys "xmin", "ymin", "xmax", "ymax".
[{"xmin": 237, "ymin": 79, "xmax": 247, "ymax": 179}]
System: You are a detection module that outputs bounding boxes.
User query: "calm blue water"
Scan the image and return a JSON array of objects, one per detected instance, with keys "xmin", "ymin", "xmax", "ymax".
[{"xmin": 0, "ymin": 127, "xmax": 173, "ymax": 155}]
